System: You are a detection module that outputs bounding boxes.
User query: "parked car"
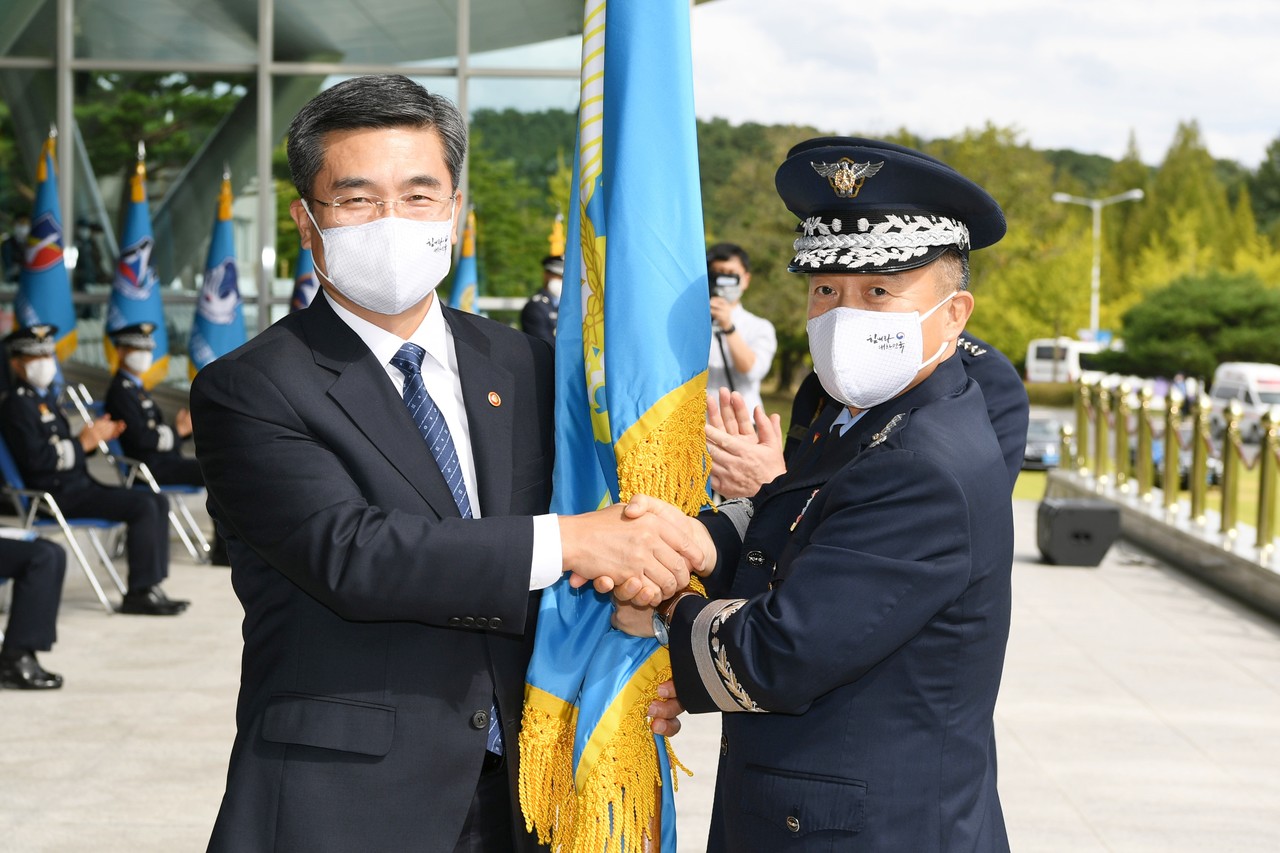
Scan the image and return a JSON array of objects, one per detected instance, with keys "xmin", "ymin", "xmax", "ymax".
[
  {"xmin": 1208, "ymin": 362, "xmax": 1280, "ymax": 442},
  {"xmin": 1022, "ymin": 416, "xmax": 1063, "ymax": 470}
]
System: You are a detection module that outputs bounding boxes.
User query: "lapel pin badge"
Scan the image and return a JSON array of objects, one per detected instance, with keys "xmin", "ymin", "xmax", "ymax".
[{"xmin": 488, "ymin": 391, "xmax": 502, "ymax": 407}]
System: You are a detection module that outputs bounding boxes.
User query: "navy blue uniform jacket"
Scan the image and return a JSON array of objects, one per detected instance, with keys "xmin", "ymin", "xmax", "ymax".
[
  {"xmin": 191, "ymin": 294, "xmax": 554, "ymax": 852},
  {"xmin": 670, "ymin": 352, "xmax": 1014, "ymax": 852}
]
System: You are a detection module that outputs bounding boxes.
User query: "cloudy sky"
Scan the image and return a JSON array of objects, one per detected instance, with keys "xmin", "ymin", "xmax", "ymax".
[{"xmin": 687, "ymin": 0, "xmax": 1279, "ymax": 167}]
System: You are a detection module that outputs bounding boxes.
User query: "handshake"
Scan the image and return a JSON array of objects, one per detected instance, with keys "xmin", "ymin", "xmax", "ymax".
[{"xmin": 558, "ymin": 494, "xmax": 716, "ymax": 606}]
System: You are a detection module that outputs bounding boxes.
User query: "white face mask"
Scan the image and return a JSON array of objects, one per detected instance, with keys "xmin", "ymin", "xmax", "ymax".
[
  {"xmin": 13, "ymin": 224, "xmax": 30, "ymax": 241},
  {"xmin": 304, "ymin": 201, "xmax": 455, "ymax": 315},
  {"xmin": 807, "ymin": 293, "xmax": 956, "ymax": 410},
  {"xmin": 123, "ymin": 351, "xmax": 153, "ymax": 376},
  {"xmin": 24, "ymin": 357, "xmax": 57, "ymax": 390},
  {"xmin": 545, "ymin": 276, "xmax": 563, "ymax": 299}
]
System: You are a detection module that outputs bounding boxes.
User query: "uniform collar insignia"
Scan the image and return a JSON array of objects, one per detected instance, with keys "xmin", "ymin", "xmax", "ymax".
[
  {"xmin": 957, "ymin": 336, "xmax": 987, "ymax": 356},
  {"xmin": 811, "ymin": 158, "xmax": 884, "ymax": 198},
  {"xmin": 868, "ymin": 412, "xmax": 906, "ymax": 448}
]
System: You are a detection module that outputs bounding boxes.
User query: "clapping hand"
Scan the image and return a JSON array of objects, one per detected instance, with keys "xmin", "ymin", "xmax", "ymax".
[{"xmin": 706, "ymin": 388, "xmax": 784, "ymax": 498}]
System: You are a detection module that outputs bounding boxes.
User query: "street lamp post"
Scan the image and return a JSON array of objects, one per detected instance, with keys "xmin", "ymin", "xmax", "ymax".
[{"xmin": 1051, "ymin": 188, "xmax": 1144, "ymax": 341}]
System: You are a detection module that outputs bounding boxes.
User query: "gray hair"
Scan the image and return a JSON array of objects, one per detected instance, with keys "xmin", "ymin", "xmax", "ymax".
[
  {"xmin": 285, "ymin": 75, "xmax": 468, "ymax": 197},
  {"xmin": 935, "ymin": 247, "xmax": 971, "ymax": 294}
]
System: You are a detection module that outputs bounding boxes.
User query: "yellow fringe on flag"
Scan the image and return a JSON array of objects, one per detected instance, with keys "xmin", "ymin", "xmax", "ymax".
[
  {"xmin": 522, "ymin": 660, "xmax": 692, "ymax": 853},
  {"xmin": 615, "ymin": 371, "xmax": 712, "ymax": 518},
  {"xmin": 520, "ymin": 685, "xmax": 580, "ymax": 847}
]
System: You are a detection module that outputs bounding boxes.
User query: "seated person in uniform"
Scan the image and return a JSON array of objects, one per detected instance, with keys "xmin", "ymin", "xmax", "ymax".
[
  {"xmin": 0, "ymin": 324, "xmax": 188, "ymax": 616},
  {"xmin": 103, "ymin": 322, "xmax": 226, "ymax": 563},
  {"xmin": 615, "ymin": 138, "xmax": 1017, "ymax": 852},
  {"xmin": 0, "ymin": 531, "xmax": 66, "ymax": 690}
]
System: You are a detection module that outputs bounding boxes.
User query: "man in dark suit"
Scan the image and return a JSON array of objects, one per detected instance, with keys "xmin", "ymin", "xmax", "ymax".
[
  {"xmin": 519, "ymin": 254, "xmax": 561, "ymax": 346},
  {"xmin": 0, "ymin": 532, "xmax": 66, "ymax": 690},
  {"xmin": 1, "ymin": 325, "xmax": 187, "ymax": 617},
  {"xmin": 617, "ymin": 137, "xmax": 1016, "ymax": 851},
  {"xmin": 192, "ymin": 75, "xmax": 695, "ymax": 853}
]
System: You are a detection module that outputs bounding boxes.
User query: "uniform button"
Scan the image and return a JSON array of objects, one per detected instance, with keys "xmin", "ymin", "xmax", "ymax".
[
  {"xmin": 746, "ymin": 550, "xmax": 765, "ymax": 567},
  {"xmin": 489, "ymin": 617, "xmax": 502, "ymax": 630},
  {"xmin": 470, "ymin": 710, "xmax": 490, "ymax": 730},
  {"xmin": 462, "ymin": 616, "xmax": 475, "ymax": 627},
  {"xmin": 719, "ymin": 735, "xmax": 728, "ymax": 756},
  {"xmin": 448, "ymin": 617, "xmax": 461, "ymax": 627},
  {"xmin": 785, "ymin": 815, "xmax": 800, "ymax": 833},
  {"xmin": 475, "ymin": 616, "xmax": 489, "ymax": 628}
]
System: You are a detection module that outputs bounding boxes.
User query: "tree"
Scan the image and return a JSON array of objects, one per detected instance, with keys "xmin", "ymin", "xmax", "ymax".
[
  {"xmin": 1098, "ymin": 271, "xmax": 1280, "ymax": 378},
  {"xmin": 1250, "ymin": 136, "xmax": 1280, "ymax": 239}
]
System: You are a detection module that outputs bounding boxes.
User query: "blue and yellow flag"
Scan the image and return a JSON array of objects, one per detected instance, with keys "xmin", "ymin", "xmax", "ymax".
[
  {"xmin": 15, "ymin": 128, "xmax": 77, "ymax": 361},
  {"xmin": 106, "ymin": 143, "xmax": 169, "ymax": 387},
  {"xmin": 188, "ymin": 169, "xmax": 246, "ymax": 377},
  {"xmin": 448, "ymin": 206, "xmax": 479, "ymax": 313},
  {"xmin": 518, "ymin": 2, "xmax": 710, "ymax": 852},
  {"xmin": 290, "ymin": 247, "xmax": 317, "ymax": 312}
]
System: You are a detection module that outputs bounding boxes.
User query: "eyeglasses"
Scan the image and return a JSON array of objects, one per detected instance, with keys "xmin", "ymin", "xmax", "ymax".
[{"xmin": 308, "ymin": 191, "xmax": 455, "ymax": 226}]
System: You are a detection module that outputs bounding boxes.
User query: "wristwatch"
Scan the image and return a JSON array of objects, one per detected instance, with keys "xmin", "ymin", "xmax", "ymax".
[{"xmin": 651, "ymin": 589, "xmax": 700, "ymax": 647}]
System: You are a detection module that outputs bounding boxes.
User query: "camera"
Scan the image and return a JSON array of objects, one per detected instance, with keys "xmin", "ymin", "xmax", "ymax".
[{"xmin": 709, "ymin": 272, "xmax": 742, "ymax": 303}]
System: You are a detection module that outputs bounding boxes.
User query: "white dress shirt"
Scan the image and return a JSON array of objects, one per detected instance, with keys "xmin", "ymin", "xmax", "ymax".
[{"xmin": 324, "ymin": 289, "xmax": 562, "ymax": 590}]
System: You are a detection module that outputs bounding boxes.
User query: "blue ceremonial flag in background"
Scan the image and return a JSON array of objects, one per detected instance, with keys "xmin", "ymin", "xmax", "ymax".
[
  {"xmin": 106, "ymin": 143, "xmax": 169, "ymax": 388},
  {"xmin": 15, "ymin": 128, "xmax": 77, "ymax": 361},
  {"xmin": 188, "ymin": 169, "xmax": 245, "ymax": 377},
  {"xmin": 290, "ymin": 247, "xmax": 317, "ymax": 312},
  {"xmin": 518, "ymin": 2, "xmax": 711, "ymax": 852},
  {"xmin": 448, "ymin": 206, "xmax": 479, "ymax": 313}
]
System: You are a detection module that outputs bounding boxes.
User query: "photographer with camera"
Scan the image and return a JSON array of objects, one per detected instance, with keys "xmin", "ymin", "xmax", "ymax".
[{"xmin": 707, "ymin": 242, "xmax": 777, "ymax": 416}]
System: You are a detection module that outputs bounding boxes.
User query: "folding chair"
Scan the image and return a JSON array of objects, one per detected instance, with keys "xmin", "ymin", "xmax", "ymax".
[
  {"xmin": 66, "ymin": 384, "xmax": 210, "ymax": 563},
  {"xmin": 0, "ymin": 434, "xmax": 125, "ymax": 614}
]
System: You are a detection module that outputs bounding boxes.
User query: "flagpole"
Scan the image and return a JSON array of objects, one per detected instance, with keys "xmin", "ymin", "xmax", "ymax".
[{"xmin": 56, "ymin": 0, "xmax": 74, "ymax": 233}]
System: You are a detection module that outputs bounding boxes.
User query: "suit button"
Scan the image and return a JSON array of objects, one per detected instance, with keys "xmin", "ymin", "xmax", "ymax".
[
  {"xmin": 719, "ymin": 735, "xmax": 728, "ymax": 756},
  {"xmin": 786, "ymin": 815, "xmax": 800, "ymax": 833},
  {"xmin": 746, "ymin": 550, "xmax": 765, "ymax": 567},
  {"xmin": 448, "ymin": 617, "xmax": 461, "ymax": 627},
  {"xmin": 462, "ymin": 616, "xmax": 475, "ymax": 627},
  {"xmin": 470, "ymin": 710, "xmax": 490, "ymax": 730},
  {"xmin": 489, "ymin": 617, "xmax": 502, "ymax": 630},
  {"xmin": 475, "ymin": 616, "xmax": 489, "ymax": 628}
]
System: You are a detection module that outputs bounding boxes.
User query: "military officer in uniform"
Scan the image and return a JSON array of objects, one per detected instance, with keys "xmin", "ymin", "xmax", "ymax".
[
  {"xmin": 1, "ymin": 325, "xmax": 188, "ymax": 616},
  {"xmin": 617, "ymin": 137, "xmax": 1016, "ymax": 852},
  {"xmin": 104, "ymin": 323, "xmax": 201, "ymax": 485},
  {"xmin": 104, "ymin": 322, "xmax": 227, "ymax": 564},
  {"xmin": 519, "ymin": 254, "xmax": 561, "ymax": 346}
]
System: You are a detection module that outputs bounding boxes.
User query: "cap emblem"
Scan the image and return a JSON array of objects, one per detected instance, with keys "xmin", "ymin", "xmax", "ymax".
[{"xmin": 812, "ymin": 158, "xmax": 884, "ymax": 198}]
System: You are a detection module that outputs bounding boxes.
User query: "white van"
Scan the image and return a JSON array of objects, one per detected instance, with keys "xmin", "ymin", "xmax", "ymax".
[
  {"xmin": 1024, "ymin": 337, "xmax": 1104, "ymax": 384},
  {"xmin": 1208, "ymin": 362, "xmax": 1280, "ymax": 441}
]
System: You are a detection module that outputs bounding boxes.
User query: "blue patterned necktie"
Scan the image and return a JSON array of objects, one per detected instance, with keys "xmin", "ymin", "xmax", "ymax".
[{"xmin": 390, "ymin": 342, "xmax": 503, "ymax": 755}]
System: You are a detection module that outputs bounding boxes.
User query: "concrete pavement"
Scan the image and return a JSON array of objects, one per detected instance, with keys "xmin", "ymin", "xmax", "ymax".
[{"xmin": 3, "ymin": 497, "xmax": 1280, "ymax": 851}]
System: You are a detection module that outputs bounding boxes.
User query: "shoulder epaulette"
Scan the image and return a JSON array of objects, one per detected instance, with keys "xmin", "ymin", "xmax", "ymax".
[{"xmin": 957, "ymin": 336, "xmax": 988, "ymax": 357}]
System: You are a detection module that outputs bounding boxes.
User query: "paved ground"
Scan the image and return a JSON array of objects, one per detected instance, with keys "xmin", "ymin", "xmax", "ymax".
[{"xmin": 4, "ymin": 493, "xmax": 1280, "ymax": 852}]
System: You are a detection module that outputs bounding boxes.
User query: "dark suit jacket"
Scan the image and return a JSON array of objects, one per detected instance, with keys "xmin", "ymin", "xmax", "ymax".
[
  {"xmin": 191, "ymin": 294, "xmax": 554, "ymax": 852},
  {"xmin": 671, "ymin": 353, "xmax": 1013, "ymax": 852}
]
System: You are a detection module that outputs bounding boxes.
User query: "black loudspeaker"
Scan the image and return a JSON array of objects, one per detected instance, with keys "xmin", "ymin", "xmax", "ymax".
[{"xmin": 1036, "ymin": 498, "xmax": 1121, "ymax": 567}]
